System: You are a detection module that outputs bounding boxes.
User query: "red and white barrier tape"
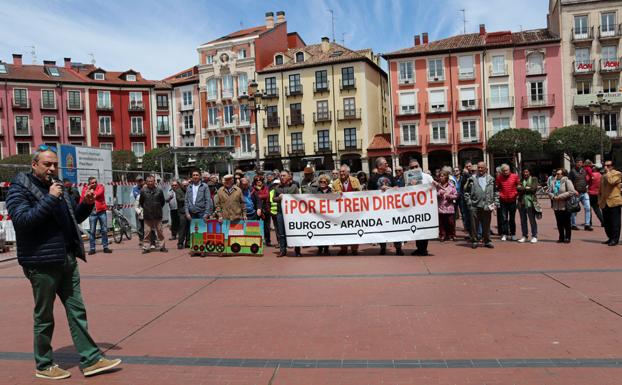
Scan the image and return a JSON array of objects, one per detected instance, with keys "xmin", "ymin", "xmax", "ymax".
[{"xmin": 0, "ymin": 181, "xmax": 170, "ymax": 188}]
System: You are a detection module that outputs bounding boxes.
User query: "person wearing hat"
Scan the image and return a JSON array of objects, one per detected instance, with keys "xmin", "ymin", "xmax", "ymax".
[
  {"xmin": 300, "ymin": 166, "xmax": 317, "ymax": 194},
  {"xmin": 215, "ymin": 174, "xmax": 246, "ymax": 221}
]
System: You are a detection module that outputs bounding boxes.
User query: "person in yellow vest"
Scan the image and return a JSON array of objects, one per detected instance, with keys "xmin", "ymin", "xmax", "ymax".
[
  {"xmin": 268, "ymin": 179, "xmax": 280, "ymax": 247},
  {"xmin": 332, "ymin": 164, "xmax": 362, "ymax": 255}
]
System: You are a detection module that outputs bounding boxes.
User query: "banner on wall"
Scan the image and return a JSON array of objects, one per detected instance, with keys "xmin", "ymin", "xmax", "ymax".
[
  {"xmin": 189, "ymin": 219, "xmax": 264, "ymax": 256},
  {"xmin": 59, "ymin": 144, "xmax": 113, "ymax": 204},
  {"xmin": 283, "ymin": 185, "xmax": 439, "ymax": 247}
]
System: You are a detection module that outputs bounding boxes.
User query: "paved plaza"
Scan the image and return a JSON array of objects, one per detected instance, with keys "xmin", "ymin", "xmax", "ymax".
[{"xmin": 1, "ymin": 208, "xmax": 621, "ymax": 385}]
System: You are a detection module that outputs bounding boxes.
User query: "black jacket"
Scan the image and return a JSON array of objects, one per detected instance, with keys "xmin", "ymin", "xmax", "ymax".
[{"xmin": 139, "ymin": 186, "xmax": 165, "ymax": 220}]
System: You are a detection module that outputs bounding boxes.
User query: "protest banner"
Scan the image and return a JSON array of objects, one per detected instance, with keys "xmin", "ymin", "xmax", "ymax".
[
  {"xmin": 189, "ymin": 218, "xmax": 264, "ymax": 256},
  {"xmin": 283, "ymin": 185, "xmax": 439, "ymax": 247}
]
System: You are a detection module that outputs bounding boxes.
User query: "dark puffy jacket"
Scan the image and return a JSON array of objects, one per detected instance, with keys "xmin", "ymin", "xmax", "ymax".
[
  {"xmin": 6, "ymin": 173, "xmax": 93, "ymax": 266},
  {"xmin": 139, "ymin": 186, "xmax": 165, "ymax": 220},
  {"xmin": 568, "ymin": 167, "xmax": 588, "ymax": 193}
]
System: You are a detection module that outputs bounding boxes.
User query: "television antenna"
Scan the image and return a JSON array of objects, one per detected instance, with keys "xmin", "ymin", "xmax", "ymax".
[
  {"xmin": 88, "ymin": 53, "xmax": 96, "ymax": 65},
  {"xmin": 459, "ymin": 9, "xmax": 468, "ymax": 34},
  {"xmin": 28, "ymin": 46, "xmax": 37, "ymax": 64},
  {"xmin": 328, "ymin": 9, "xmax": 336, "ymax": 42}
]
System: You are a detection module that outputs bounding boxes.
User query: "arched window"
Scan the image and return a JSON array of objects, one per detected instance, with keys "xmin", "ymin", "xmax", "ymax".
[
  {"xmin": 296, "ymin": 52, "xmax": 304, "ymax": 62},
  {"xmin": 275, "ymin": 55, "xmax": 283, "ymax": 65}
]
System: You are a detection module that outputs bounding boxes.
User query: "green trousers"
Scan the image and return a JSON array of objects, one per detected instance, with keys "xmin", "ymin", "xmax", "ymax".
[{"xmin": 23, "ymin": 257, "xmax": 102, "ymax": 370}]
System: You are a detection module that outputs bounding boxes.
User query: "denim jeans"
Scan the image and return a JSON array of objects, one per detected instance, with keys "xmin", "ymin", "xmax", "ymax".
[
  {"xmin": 88, "ymin": 211, "xmax": 108, "ymax": 251},
  {"xmin": 519, "ymin": 206, "xmax": 538, "ymax": 238},
  {"xmin": 276, "ymin": 212, "xmax": 300, "ymax": 255},
  {"xmin": 570, "ymin": 192, "xmax": 591, "ymax": 226},
  {"xmin": 499, "ymin": 201, "xmax": 517, "ymax": 236}
]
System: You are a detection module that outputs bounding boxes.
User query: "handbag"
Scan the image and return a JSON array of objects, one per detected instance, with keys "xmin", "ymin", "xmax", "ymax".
[{"xmin": 565, "ymin": 194, "xmax": 581, "ymax": 213}]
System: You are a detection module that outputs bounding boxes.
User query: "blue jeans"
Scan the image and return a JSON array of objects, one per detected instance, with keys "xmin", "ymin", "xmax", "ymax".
[
  {"xmin": 89, "ymin": 211, "xmax": 108, "ymax": 251},
  {"xmin": 570, "ymin": 192, "xmax": 591, "ymax": 227},
  {"xmin": 276, "ymin": 213, "xmax": 300, "ymax": 255}
]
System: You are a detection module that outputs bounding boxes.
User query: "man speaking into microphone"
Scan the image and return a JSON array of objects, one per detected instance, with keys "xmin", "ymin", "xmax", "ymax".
[{"xmin": 6, "ymin": 145, "xmax": 121, "ymax": 380}]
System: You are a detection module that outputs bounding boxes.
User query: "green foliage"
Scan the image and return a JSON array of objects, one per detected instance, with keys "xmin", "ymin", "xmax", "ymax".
[
  {"xmin": 141, "ymin": 147, "xmax": 175, "ymax": 173},
  {"xmin": 546, "ymin": 124, "xmax": 611, "ymax": 161},
  {"xmin": 487, "ymin": 128, "xmax": 543, "ymax": 157},
  {"xmin": 0, "ymin": 154, "xmax": 32, "ymax": 165},
  {"xmin": 112, "ymin": 150, "xmax": 138, "ymax": 171}
]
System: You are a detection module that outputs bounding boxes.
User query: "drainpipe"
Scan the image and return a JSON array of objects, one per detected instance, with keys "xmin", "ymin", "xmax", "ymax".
[
  {"xmin": 58, "ymin": 82, "xmax": 65, "ymax": 145},
  {"xmin": 331, "ymin": 64, "xmax": 338, "ymax": 169},
  {"xmin": 3, "ymin": 81, "xmax": 9, "ymax": 157},
  {"xmin": 481, "ymin": 50, "xmax": 489, "ymax": 166},
  {"xmin": 448, "ymin": 51, "xmax": 456, "ymax": 168},
  {"xmin": 280, "ymin": 71, "xmax": 286, "ymax": 168}
]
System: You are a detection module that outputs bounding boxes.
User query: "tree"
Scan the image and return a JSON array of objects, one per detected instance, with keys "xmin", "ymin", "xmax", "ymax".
[
  {"xmin": 0, "ymin": 154, "xmax": 33, "ymax": 183},
  {"xmin": 112, "ymin": 150, "xmax": 138, "ymax": 171},
  {"xmin": 0, "ymin": 154, "xmax": 32, "ymax": 165},
  {"xmin": 141, "ymin": 147, "xmax": 174, "ymax": 173},
  {"xmin": 486, "ymin": 128, "xmax": 543, "ymax": 170},
  {"xmin": 546, "ymin": 124, "xmax": 611, "ymax": 163}
]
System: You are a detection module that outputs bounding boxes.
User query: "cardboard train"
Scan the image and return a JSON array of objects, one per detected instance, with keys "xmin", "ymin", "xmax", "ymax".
[{"xmin": 189, "ymin": 219, "xmax": 264, "ymax": 256}]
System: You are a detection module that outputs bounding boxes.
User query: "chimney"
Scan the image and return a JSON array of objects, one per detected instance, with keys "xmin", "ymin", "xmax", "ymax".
[
  {"xmin": 479, "ymin": 24, "xmax": 486, "ymax": 36},
  {"xmin": 265, "ymin": 12, "xmax": 275, "ymax": 29},
  {"xmin": 276, "ymin": 11, "xmax": 285, "ymax": 24},
  {"xmin": 64, "ymin": 57, "xmax": 71, "ymax": 69},
  {"xmin": 321, "ymin": 36, "xmax": 330, "ymax": 53},
  {"xmin": 43, "ymin": 60, "xmax": 56, "ymax": 67},
  {"xmin": 12, "ymin": 54, "xmax": 22, "ymax": 66},
  {"xmin": 414, "ymin": 35, "xmax": 421, "ymax": 46},
  {"xmin": 422, "ymin": 32, "xmax": 429, "ymax": 45}
]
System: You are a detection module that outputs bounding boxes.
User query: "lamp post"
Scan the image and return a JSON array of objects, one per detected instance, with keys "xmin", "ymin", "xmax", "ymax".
[
  {"xmin": 589, "ymin": 92, "xmax": 612, "ymax": 163},
  {"xmin": 248, "ymin": 79, "xmax": 263, "ymax": 171}
]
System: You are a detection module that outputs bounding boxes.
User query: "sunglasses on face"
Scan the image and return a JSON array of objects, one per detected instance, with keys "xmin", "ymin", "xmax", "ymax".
[{"xmin": 38, "ymin": 144, "xmax": 57, "ymax": 153}]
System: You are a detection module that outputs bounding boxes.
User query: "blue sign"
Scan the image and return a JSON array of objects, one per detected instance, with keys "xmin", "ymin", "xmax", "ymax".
[{"xmin": 59, "ymin": 144, "xmax": 77, "ymax": 184}]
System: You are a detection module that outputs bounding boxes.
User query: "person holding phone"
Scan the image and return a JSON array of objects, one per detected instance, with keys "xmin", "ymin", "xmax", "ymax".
[{"xmin": 81, "ymin": 177, "xmax": 111, "ymax": 255}]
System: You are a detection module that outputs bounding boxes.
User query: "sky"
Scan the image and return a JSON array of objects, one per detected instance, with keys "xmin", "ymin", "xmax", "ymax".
[{"xmin": 0, "ymin": 0, "xmax": 549, "ymax": 80}]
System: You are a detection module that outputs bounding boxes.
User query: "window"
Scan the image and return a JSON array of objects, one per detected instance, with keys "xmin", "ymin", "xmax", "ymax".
[
  {"xmin": 578, "ymin": 114, "xmax": 592, "ymax": 125},
  {"xmin": 290, "ymin": 103, "xmax": 302, "ymax": 123},
  {"xmin": 237, "ymin": 73, "xmax": 248, "ymax": 96},
  {"xmin": 341, "ymin": 67, "xmax": 355, "ymax": 88},
  {"xmin": 68, "ymin": 90, "xmax": 81, "ymax": 109},
  {"xmin": 490, "ymin": 84, "xmax": 510, "ymax": 107},
  {"xmin": 222, "ymin": 75, "xmax": 233, "ymax": 98},
  {"xmin": 289, "ymin": 74, "xmax": 301, "ymax": 94},
  {"xmin": 265, "ymin": 77, "xmax": 277, "ymax": 95},
  {"xmin": 530, "ymin": 114, "xmax": 548, "ymax": 137},
  {"xmin": 129, "ymin": 92, "xmax": 142, "ymax": 108},
  {"xmin": 316, "ymin": 100, "xmax": 329, "ymax": 120},
  {"xmin": 266, "ymin": 105, "xmax": 278, "ymax": 120},
  {"xmin": 430, "ymin": 121, "xmax": 447, "ymax": 142},
  {"xmin": 574, "ymin": 15, "xmax": 589, "ymax": 38},
  {"xmin": 267, "ymin": 134, "xmax": 279, "ymax": 153},
  {"xmin": 296, "ymin": 52, "xmax": 304, "ymax": 62},
  {"xmin": 126, "ymin": 74, "xmax": 136, "ymax": 81},
  {"xmin": 239, "ymin": 104, "xmax": 250, "ymax": 123},
  {"xmin": 99, "ymin": 116, "xmax": 111, "ymax": 134},
  {"xmin": 399, "ymin": 92, "xmax": 416, "ymax": 114},
  {"xmin": 604, "ymin": 78, "xmax": 619, "ymax": 93},
  {"xmin": 291, "ymin": 132, "xmax": 303, "ymax": 151},
  {"xmin": 602, "ymin": 12, "xmax": 616, "ymax": 36},
  {"xmin": 317, "ymin": 130, "xmax": 330, "ymax": 150},
  {"xmin": 69, "ymin": 117, "xmax": 82, "ymax": 135},
  {"xmin": 429, "ymin": 89, "xmax": 446, "ymax": 111},
  {"xmin": 344, "ymin": 128, "xmax": 357, "ymax": 148},
  {"xmin": 526, "ymin": 52, "xmax": 544, "ymax": 75},
  {"xmin": 100, "ymin": 143, "xmax": 113, "ymax": 151},
  {"xmin": 94, "ymin": 72, "xmax": 105, "ymax": 80},
  {"xmin": 315, "ymin": 70, "xmax": 328, "ymax": 90},
  {"xmin": 15, "ymin": 116, "xmax": 29, "ymax": 135},
  {"xmin": 156, "ymin": 94, "xmax": 168, "ymax": 109},
  {"xmin": 0, "ymin": 63, "xmax": 6, "ymax": 74},
  {"xmin": 209, "ymin": 136, "xmax": 218, "ymax": 147},
  {"xmin": 530, "ymin": 81, "xmax": 545, "ymax": 102},
  {"xmin": 459, "ymin": 88, "xmax": 476, "ymax": 109},
  {"xmin": 428, "ymin": 58, "xmax": 444, "ymax": 80},
  {"xmin": 492, "ymin": 55, "xmax": 506, "ymax": 75},
  {"xmin": 576, "ymin": 80, "xmax": 591, "ymax": 94},
  {"xmin": 343, "ymin": 97, "xmax": 356, "ymax": 117},
  {"xmin": 458, "ymin": 55, "xmax": 474, "ymax": 79},
  {"xmin": 575, "ymin": 48, "xmax": 591, "ymax": 71},
  {"xmin": 157, "ymin": 116, "xmax": 169, "ymax": 135},
  {"xmin": 207, "ymin": 79, "xmax": 218, "ymax": 100},
  {"xmin": 131, "ymin": 142, "xmax": 145, "ymax": 158},
  {"xmin": 13, "ymin": 88, "xmax": 27, "ymax": 106},
  {"xmin": 241, "ymin": 133, "xmax": 252, "ymax": 153},
  {"xmin": 43, "ymin": 116, "xmax": 56, "ymax": 135},
  {"xmin": 206, "ymin": 55, "xmax": 214, "ymax": 64},
  {"xmin": 604, "ymin": 113, "xmax": 618, "ymax": 136},
  {"xmin": 275, "ymin": 55, "xmax": 283, "ymax": 65},
  {"xmin": 492, "ymin": 117, "xmax": 510, "ymax": 134},
  {"xmin": 183, "ymin": 114, "xmax": 194, "ymax": 130},
  {"xmin": 97, "ymin": 90, "xmax": 111, "ymax": 108},
  {"xmin": 461, "ymin": 120, "xmax": 477, "ymax": 142},
  {"xmin": 183, "ymin": 91, "xmax": 193, "ymax": 106},
  {"xmin": 223, "ymin": 105, "xmax": 234, "ymax": 125},
  {"xmin": 17, "ymin": 143, "xmax": 30, "ymax": 155},
  {"xmin": 238, "ymin": 49, "xmax": 246, "ymax": 59},
  {"xmin": 602, "ymin": 46, "xmax": 618, "ymax": 67},
  {"xmin": 401, "ymin": 124, "xmax": 418, "ymax": 144},
  {"xmin": 131, "ymin": 117, "xmax": 143, "ymax": 134},
  {"xmin": 225, "ymin": 135, "xmax": 234, "ymax": 146},
  {"xmin": 208, "ymin": 107, "xmax": 218, "ymax": 127},
  {"xmin": 41, "ymin": 90, "xmax": 55, "ymax": 108},
  {"xmin": 398, "ymin": 61, "xmax": 414, "ymax": 83}
]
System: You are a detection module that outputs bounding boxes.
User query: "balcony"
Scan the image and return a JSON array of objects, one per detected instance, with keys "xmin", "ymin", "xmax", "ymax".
[
  {"xmin": 398, "ymin": 135, "xmax": 421, "ymax": 147},
  {"xmin": 207, "ymin": 92, "xmax": 218, "ymax": 102},
  {"xmin": 265, "ymin": 145, "xmax": 281, "ymax": 157},
  {"xmin": 42, "ymin": 127, "xmax": 59, "ymax": 137},
  {"xmin": 605, "ymin": 129, "xmax": 622, "ymax": 139},
  {"xmin": 521, "ymin": 94, "xmax": 556, "ymax": 109},
  {"xmin": 313, "ymin": 111, "xmax": 332, "ymax": 123},
  {"xmin": 571, "ymin": 27, "xmax": 594, "ymax": 45},
  {"xmin": 221, "ymin": 88, "xmax": 233, "ymax": 100},
  {"xmin": 129, "ymin": 101, "xmax": 145, "ymax": 112},
  {"xmin": 179, "ymin": 102, "xmax": 193, "ymax": 111},
  {"xmin": 181, "ymin": 128, "xmax": 195, "ymax": 136},
  {"xmin": 130, "ymin": 130, "xmax": 146, "ymax": 138},
  {"xmin": 456, "ymin": 99, "xmax": 481, "ymax": 112},
  {"xmin": 67, "ymin": 101, "xmax": 83, "ymax": 111},
  {"xmin": 287, "ymin": 144, "xmax": 305, "ymax": 156},
  {"xmin": 40, "ymin": 100, "xmax": 57, "ymax": 110},
  {"xmin": 263, "ymin": 88, "xmax": 279, "ymax": 99},
  {"xmin": 12, "ymin": 98, "xmax": 31, "ymax": 109},
  {"xmin": 222, "ymin": 117, "xmax": 237, "ymax": 129},
  {"xmin": 489, "ymin": 64, "xmax": 509, "ymax": 77},
  {"xmin": 207, "ymin": 119, "xmax": 221, "ymax": 130},
  {"xmin": 14, "ymin": 125, "xmax": 31, "ymax": 136},
  {"xmin": 526, "ymin": 65, "xmax": 546, "ymax": 77},
  {"xmin": 600, "ymin": 58, "xmax": 621, "ymax": 73},
  {"xmin": 573, "ymin": 60, "xmax": 596, "ymax": 76},
  {"xmin": 287, "ymin": 114, "xmax": 305, "ymax": 126},
  {"xmin": 339, "ymin": 79, "xmax": 356, "ymax": 90},
  {"xmin": 426, "ymin": 103, "xmax": 452, "ymax": 114},
  {"xmin": 232, "ymin": 149, "xmax": 254, "ymax": 159},
  {"xmin": 337, "ymin": 109, "xmax": 361, "ymax": 120},
  {"xmin": 285, "ymin": 85, "xmax": 303, "ymax": 97},
  {"xmin": 68, "ymin": 126, "xmax": 84, "ymax": 137},
  {"xmin": 598, "ymin": 24, "xmax": 621, "ymax": 41},
  {"xmin": 338, "ymin": 140, "xmax": 362, "ymax": 151},
  {"xmin": 428, "ymin": 74, "xmax": 445, "ymax": 83},
  {"xmin": 458, "ymin": 71, "xmax": 475, "ymax": 80},
  {"xmin": 395, "ymin": 104, "xmax": 421, "ymax": 117},
  {"xmin": 238, "ymin": 116, "xmax": 251, "ymax": 127},
  {"xmin": 460, "ymin": 134, "xmax": 482, "ymax": 144},
  {"xmin": 313, "ymin": 81, "xmax": 330, "ymax": 93},
  {"xmin": 314, "ymin": 141, "xmax": 333, "ymax": 154},
  {"xmin": 96, "ymin": 103, "xmax": 113, "ymax": 111},
  {"xmin": 532, "ymin": 127, "xmax": 550, "ymax": 138},
  {"xmin": 264, "ymin": 116, "xmax": 280, "ymax": 129},
  {"xmin": 486, "ymin": 97, "xmax": 514, "ymax": 110},
  {"xmin": 426, "ymin": 133, "xmax": 452, "ymax": 146},
  {"xmin": 156, "ymin": 103, "xmax": 169, "ymax": 111},
  {"xmin": 98, "ymin": 130, "xmax": 114, "ymax": 138}
]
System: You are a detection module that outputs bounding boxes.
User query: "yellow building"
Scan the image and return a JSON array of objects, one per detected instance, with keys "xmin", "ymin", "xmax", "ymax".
[{"xmin": 256, "ymin": 37, "xmax": 388, "ymax": 173}]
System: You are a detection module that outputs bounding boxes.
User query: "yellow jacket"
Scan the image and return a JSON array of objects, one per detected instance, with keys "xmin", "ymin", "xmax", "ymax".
[
  {"xmin": 332, "ymin": 176, "xmax": 361, "ymax": 192},
  {"xmin": 598, "ymin": 169, "xmax": 622, "ymax": 209}
]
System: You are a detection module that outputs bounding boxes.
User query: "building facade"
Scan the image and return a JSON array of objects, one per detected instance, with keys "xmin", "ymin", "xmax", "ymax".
[
  {"xmin": 256, "ymin": 37, "xmax": 388, "ymax": 173},
  {"xmin": 164, "ymin": 67, "xmax": 201, "ymax": 148}
]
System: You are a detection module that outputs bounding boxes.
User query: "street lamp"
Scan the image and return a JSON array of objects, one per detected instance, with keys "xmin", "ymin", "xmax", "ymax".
[
  {"xmin": 247, "ymin": 79, "xmax": 263, "ymax": 171},
  {"xmin": 589, "ymin": 92, "xmax": 612, "ymax": 162}
]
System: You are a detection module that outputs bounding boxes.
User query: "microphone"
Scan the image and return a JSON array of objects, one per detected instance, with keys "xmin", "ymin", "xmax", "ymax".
[{"xmin": 48, "ymin": 176, "xmax": 64, "ymax": 189}]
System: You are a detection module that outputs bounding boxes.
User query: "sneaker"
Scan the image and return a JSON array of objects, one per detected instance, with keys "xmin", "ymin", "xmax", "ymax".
[
  {"xmin": 501, "ymin": 235, "xmax": 507, "ymax": 241},
  {"xmin": 88, "ymin": 250, "xmax": 96, "ymax": 255},
  {"xmin": 150, "ymin": 244, "xmax": 156, "ymax": 250},
  {"xmin": 35, "ymin": 364, "xmax": 71, "ymax": 380},
  {"xmin": 103, "ymin": 248, "xmax": 112, "ymax": 254},
  {"xmin": 142, "ymin": 249, "xmax": 150, "ymax": 254},
  {"xmin": 82, "ymin": 358, "xmax": 122, "ymax": 377},
  {"xmin": 584, "ymin": 226, "xmax": 594, "ymax": 231},
  {"xmin": 177, "ymin": 244, "xmax": 184, "ymax": 250},
  {"xmin": 517, "ymin": 237, "xmax": 527, "ymax": 243},
  {"xmin": 484, "ymin": 242, "xmax": 495, "ymax": 249},
  {"xmin": 571, "ymin": 225, "xmax": 580, "ymax": 231},
  {"xmin": 160, "ymin": 247, "xmax": 168, "ymax": 252},
  {"xmin": 530, "ymin": 237, "xmax": 538, "ymax": 244},
  {"xmin": 471, "ymin": 242, "xmax": 478, "ymax": 249}
]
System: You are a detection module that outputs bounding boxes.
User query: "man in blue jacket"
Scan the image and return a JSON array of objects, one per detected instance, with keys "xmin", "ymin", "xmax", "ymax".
[{"xmin": 6, "ymin": 146, "xmax": 121, "ymax": 380}]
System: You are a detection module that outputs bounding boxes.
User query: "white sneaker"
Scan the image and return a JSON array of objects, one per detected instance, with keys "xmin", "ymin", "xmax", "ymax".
[
  {"xmin": 530, "ymin": 237, "xmax": 538, "ymax": 244},
  {"xmin": 501, "ymin": 235, "xmax": 507, "ymax": 241},
  {"xmin": 511, "ymin": 235, "xmax": 517, "ymax": 241},
  {"xmin": 518, "ymin": 237, "xmax": 526, "ymax": 243}
]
